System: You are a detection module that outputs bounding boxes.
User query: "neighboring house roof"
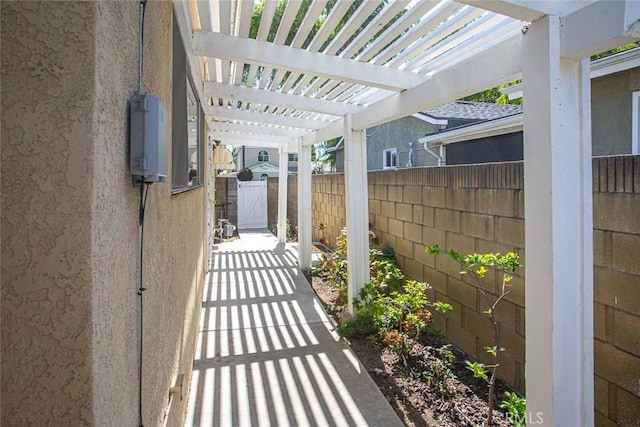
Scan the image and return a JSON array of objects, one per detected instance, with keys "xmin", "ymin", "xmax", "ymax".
[
  {"xmin": 248, "ymin": 162, "xmax": 279, "ymax": 173},
  {"xmin": 213, "ymin": 146, "xmax": 236, "ymax": 170},
  {"xmin": 419, "ymin": 114, "xmax": 523, "ymax": 146},
  {"xmin": 417, "ymin": 101, "xmax": 522, "ymax": 122},
  {"xmin": 325, "ymin": 137, "xmax": 344, "ymax": 153}
]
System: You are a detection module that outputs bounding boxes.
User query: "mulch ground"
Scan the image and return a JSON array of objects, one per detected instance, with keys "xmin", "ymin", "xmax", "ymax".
[{"xmin": 307, "ymin": 273, "xmax": 515, "ymax": 427}]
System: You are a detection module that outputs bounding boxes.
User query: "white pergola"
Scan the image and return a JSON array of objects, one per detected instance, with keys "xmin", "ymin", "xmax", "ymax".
[{"xmin": 175, "ymin": 0, "xmax": 639, "ymax": 424}]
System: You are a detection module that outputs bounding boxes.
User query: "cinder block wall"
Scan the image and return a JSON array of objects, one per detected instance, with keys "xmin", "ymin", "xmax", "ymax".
[
  {"xmin": 267, "ymin": 176, "xmax": 299, "ymax": 233},
  {"xmin": 310, "ymin": 157, "xmax": 640, "ymax": 424},
  {"xmin": 592, "ymin": 156, "xmax": 640, "ymax": 426},
  {"xmin": 311, "ymin": 174, "xmax": 345, "ymax": 243},
  {"xmin": 370, "ymin": 163, "xmax": 526, "ymax": 391}
]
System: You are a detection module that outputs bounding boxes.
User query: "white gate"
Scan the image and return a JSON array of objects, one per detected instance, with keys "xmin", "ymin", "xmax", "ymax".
[{"xmin": 237, "ymin": 180, "xmax": 267, "ymax": 229}]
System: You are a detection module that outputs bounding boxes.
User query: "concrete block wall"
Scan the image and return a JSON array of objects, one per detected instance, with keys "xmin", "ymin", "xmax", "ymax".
[
  {"xmin": 267, "ymin": 176, "xmax": 298, "ymax": 233},
  {"xmin": 311, "ymin": 174, "xmax": 346, "ymax": 244},
  {"xmin": 367, "ymin": 163, "xmax": 527, "ymax": 392},
  {"xmin": 592, "ymin": 156, "xmax": 640, "ymax": 426},
  {"xmin": 309, "ymin": 157, "xmax": 640, "ymax": 424}
]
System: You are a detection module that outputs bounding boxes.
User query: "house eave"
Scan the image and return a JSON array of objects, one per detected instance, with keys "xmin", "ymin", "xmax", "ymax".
[
  {"xmin": 418, "ymin": 114, "xmax": 523, "ymax": 146},
  {"xmin": 591, "ymin": 46, "xmax": 640, "ymax": 78},
  {"xmin": 411, "ymin": 113, "xmax": 449, "ymax": 127}
]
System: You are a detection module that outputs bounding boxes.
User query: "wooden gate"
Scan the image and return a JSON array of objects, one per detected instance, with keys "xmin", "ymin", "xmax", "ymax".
[{"xmin": 237, "ymin": 180, "xmax": 267, "ymax": 229}]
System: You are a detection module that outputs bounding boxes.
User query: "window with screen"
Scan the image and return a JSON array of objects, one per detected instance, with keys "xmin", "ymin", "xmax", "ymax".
[{"xmin": 172, "ymin": 15, "xmax": 202, "ymax": 192}]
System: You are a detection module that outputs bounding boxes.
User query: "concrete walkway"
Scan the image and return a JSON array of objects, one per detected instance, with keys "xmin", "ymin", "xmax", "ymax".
[{"xmin": 185, "ymin": 229, "xmax": 403, "ymax": 427}]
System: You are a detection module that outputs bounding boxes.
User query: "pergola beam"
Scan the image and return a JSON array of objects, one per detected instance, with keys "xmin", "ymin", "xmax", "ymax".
[
  {"xmin": 352, "ymin": 33, "xmax": 522, "ymax": 130},
  {"xmin": 204, "ymin": 82, "xmax": 363, "ymax": 116},
  {"xmin": 211, "ymin": 121, "xmax": 307, "ymax": 138},
  {"xmin": 193, "ymin": 30, "xmax": 426, "ymax": 91},
  {"xmin": 560, "ymin": 0, "xmax": 640, "ymax": 59},
  {"xmin": 299, "ymin": 33, "xmax": 522, "ymax": 146},
  {"xmin": 209, "ymin": 133, "xmax": 292, "ymax": 148},
  {"xmin": 205, "ymin": 104, "xmax": 331, "ymax": 130},
  {"xmin": 457, "ymin": 0, "xmax": 598, "ymax": 22},
  {"xmin": 173, "ymin": 1, "xmax": 205, "ymax": 97}
]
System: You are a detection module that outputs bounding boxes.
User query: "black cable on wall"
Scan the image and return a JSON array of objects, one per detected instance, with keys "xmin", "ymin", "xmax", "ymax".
[{"xmin": 136, "ymin": 1, "xmax": 149, "ymax": 426}]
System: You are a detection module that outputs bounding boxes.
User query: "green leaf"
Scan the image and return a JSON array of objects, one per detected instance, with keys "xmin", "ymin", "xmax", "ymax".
[
  {"xmin": 465, "ymin": 360, "xmax": 488, "ymax": 381},
  {"xmin": 476, "ymin": 266, "xmax": 487, "ymax": 277},
  {"xmin": 484, "ymin": 346, "xmax": 498, "ymax": 357},
  {"xmin": 434, "ymin": 301, "xmax": 453, "ymax": 313},
  {"xmin": 425, "ymin": 245, "xmax": 441, "ymax": 256}
]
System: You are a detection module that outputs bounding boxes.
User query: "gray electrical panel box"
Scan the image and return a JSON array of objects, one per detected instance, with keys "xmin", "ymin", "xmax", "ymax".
[{"xmin": 130, "ymin": 93, "xmax": 168, "ymax": 183}]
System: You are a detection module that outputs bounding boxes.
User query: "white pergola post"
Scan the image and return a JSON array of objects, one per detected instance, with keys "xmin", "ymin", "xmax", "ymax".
[
  {"xmin": 277, "ymin": 146, "xmax": 288, "ymax": 245},
  {"xmin": 522, "ymin": 15, "xmax": 594, "ymax": 426},
  {"xmin": 297, "ymin": 139, "xmax": 312, "ymax": 270},
  {"xmin": 344, "ymin": 115, "xmax": 370, "ymax": 314}
]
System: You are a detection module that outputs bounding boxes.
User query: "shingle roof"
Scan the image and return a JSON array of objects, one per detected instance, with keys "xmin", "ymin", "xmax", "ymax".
[{"xmin": 420, "ymin": 101, "xmax": 522, "ymax": 121}]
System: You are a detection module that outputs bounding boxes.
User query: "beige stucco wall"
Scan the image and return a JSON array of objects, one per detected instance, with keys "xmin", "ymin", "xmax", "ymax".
[
  {"xmin": 1, "ymin": 1, "xmax": 96, "ymax": 423},
  {"xmin": 2, "ymin": 2, "xmax": 207, "ymax": 426}
]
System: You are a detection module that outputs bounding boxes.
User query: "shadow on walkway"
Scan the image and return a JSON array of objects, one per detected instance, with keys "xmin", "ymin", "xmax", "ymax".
[{"xmin": 185, "ymin": 230, "xmax": 402, "ymax": 426}]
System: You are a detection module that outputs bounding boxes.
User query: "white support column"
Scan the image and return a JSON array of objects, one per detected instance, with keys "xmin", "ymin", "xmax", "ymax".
[
  {"xmin": 277, "ymin": 146, "xmax": 288, "ymax": 245},
  {"xmin": 344, "ymin": 115, "xmax": 370, "ymax": 314},
  {"xmin": 522, "ymin": 15, "xmax": 594, "ymax": 426},
  {"xmin": 297, "ymin": 139, "xmax": 312, "ymax": 270}
]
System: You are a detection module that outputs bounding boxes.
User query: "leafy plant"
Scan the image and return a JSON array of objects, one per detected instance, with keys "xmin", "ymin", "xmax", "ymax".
[
  {"xmin": 270, "ymin": 218, "xmax": 296, "ymax": 241},
  {"xmin": 500, "ymin": 391, "xmax": 526, "ymax": 427},
  {"xmin": 426, "ymin": 244, "xmax": 521, "ymax": 426},
  {"xmin": 351, "ymin": 279, "xmax": 452, "ymax": 358},
  {"xmin": 314, "ymin": 227, "xmax": 393, "ymax": 307},
  {"xmin": 318, "ymin": 222, "xmax": 328, "ymax": 246},
  {"xmin": 422, "ymin": 345, "xmax": 457, "ymax": 397}
]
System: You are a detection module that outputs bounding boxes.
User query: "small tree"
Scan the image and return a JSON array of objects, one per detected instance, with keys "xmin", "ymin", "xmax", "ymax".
[
  {"xmin": 426, "ymin": 245, "xmax": 520, "ymax": 426},
  {"xmin": 236, "ymin": 168, "xmax": 253, "ymax": 181}
]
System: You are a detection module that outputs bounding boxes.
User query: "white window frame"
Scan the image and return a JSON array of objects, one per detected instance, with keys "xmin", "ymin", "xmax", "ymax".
[
  {"xmin": 632, "ymin": 91, "xmax": 640, "ymax": 155},
  {"xmin": 383, "ymin": 148, "xmax": 398, "ymax": 170},
  {"xmin": 288, "ymin": 153, "xmax": 298, "ymax": 162},
  {"xmin": 257, "ymin": 149, "xmax": 269, "ymax": 162}
]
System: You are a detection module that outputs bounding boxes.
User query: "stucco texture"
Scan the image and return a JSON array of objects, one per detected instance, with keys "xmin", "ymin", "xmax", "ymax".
[
  {"xmin": 592, "ymin": 68, "xmax": 640, "ymax": 155},
  {"xmin": 365, "ymin": 116, "xmax": 441, "ymax": 170},
  {"xmin": 1, "ymin": 2, "xmax": 97, "ymax": 423},
  {"xmin": 2, "ymin": 1, "xmax": 207, "ymax": 426}
]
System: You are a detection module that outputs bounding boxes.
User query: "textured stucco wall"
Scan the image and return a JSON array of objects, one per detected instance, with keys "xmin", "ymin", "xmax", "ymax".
[
  {"xmin": 592, "ymin": 68, "xmax": 640, "ymax": 155},
  {"xmin": 335, "ymin": 117, "xmax": 440, "ymax": 172},
  {"xmin": 365, "ymin": 117, "xmax": 440, "ymax": 170},
  {"xmin": 91, "ymin": 2, "xmax": 206, "ymax": 426},
  {"xmin": 1, "ymin": 2, "xmax": 97, "ymax": 424},
  {"xmin": 2, "ymin": 2, "xmax": 207, "ymax": 426}
]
